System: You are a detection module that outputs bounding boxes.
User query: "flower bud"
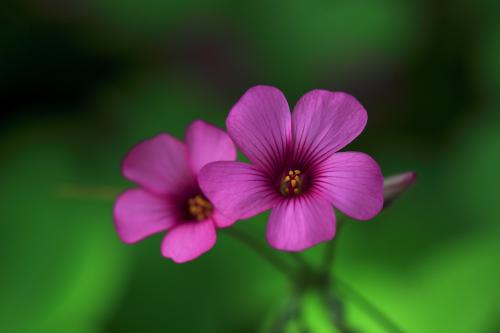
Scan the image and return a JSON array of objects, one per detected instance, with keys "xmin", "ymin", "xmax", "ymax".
[{"xmin": 383, "ymin": 171, "xmax": 417, "ymax": 208}]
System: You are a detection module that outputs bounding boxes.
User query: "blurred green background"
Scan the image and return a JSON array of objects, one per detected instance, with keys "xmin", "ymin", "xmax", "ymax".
[{"xmin": 2, "ymin": 0, "xmax": 500, "ymax": 332}]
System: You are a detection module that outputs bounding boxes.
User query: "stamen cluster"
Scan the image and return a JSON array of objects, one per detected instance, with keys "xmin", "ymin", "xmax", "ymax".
[
  {"xmin": 281, "ymin": 170, "xmax": 303, "ymax": 196},
  {"xmin": 188, "ymin": 195, "xmax": 213, "ymax": 221}
]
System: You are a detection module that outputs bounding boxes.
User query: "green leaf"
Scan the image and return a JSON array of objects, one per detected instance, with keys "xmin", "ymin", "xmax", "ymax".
[{"xmin": 0, "ymin": 133, "xmax": 129, "ymax": 333}]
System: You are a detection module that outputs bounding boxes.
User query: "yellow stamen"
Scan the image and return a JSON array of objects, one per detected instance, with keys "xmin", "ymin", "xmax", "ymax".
[
  {"xmin": 187, "ymin": 195, "xmax": 213, "ymax": 221},
  {"xmin": 281, "ymin": 169, "xmax": 304, "ymax": 196}
]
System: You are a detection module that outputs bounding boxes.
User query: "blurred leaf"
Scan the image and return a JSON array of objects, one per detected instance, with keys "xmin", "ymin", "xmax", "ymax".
[
  {"xmin": 335, "ymin": 226, "xmax": 500, "ymax": 332},
  {"xmin": 408, "ymin": 230, "xmax": 500, "ymax": 332},
  {"xmin": 87, "ymin": 0, "xmax": 224, "ymax": 36},
  {"xmin": 0, "ymin": 130, "xmax": 129, "ymax": 333},
  {"xmin": 449, "ymin": 109, "xmax": 500, "ymax": 224},
  {"xmin": 235, "ymin": 0, "xmax": 420, "ymax": 89},
  {"xmin": 301, "ymin": 291, "xmax": 337, "ymax": 333},
  {"xmin": 479, "ymin": 12, "xmax": 500, "ymax": 95},
  {"xmin": 99, "ymin": 73, "xmax": 228, "ymax": 142}
]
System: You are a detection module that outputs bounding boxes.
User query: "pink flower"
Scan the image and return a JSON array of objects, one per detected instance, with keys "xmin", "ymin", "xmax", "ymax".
[
  {"xmin": 199, "ymin": 86, "xmax": 384, "ymax": 251},
  {"xmin": 113, "ymin": 120, "xmax": 236, "ymax": 263}
]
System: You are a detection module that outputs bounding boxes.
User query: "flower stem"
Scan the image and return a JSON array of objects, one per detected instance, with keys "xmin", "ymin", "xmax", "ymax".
[
  {"xmin": 290, "ymin": 253, "xmax": 314, "ymax": 272},
  {"xmin": 320, "ymin": 219, "xmax": 403, "ymax": 333},
  {"xmin": 62, "ymin": 183, "xmax": 403, "ymax": 332},
  {"xmin": 221, "ymin": 228, "xmax": 297, "ymax": 280},
  {"xmin": 57, "ymin": 184, "xmax": 121, "ymax": 200},
  {"xmin": 321, "ymin": 217, "xmax": 345, "ymax": 275},
  {"xmin": 334, "ymin": 277, "xmax": 405, "ymax": 333},
  {"xmin": 324, "ymin": 294, "xmax": 359, "ymax": 333}
]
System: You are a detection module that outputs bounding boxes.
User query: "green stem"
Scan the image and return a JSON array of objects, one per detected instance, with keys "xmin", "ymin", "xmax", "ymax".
[
  {"xmin": 334, "ymin": 278, "xmax": 405, "ymax": 333},
  {"xmin": 269, "ymin": 295, "xmax": 302, "ymax": 333},
  {"xmin": 63, "ymin": 184, "xmax": 401, "ymax": 332},
  {"xmin": 324, "ymin": 294, "xmax": 358, "ymax": 333},
  {"xmin": 221, "ymin": 228, "xmax": 297, "ymax": 280},
  {"xmin": 290, "ymin": 253, "xmax": 315, "ymax": 272},
  {"xmin": 321, "ymin": 217, "xmax": 345, "ymax": 275},
  {"xmin": 318, "ymin": 217, "xmax": 403, "ymax": 332}
]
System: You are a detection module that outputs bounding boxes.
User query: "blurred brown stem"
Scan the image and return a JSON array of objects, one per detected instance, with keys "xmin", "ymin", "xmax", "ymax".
[{"xmin": 57, "ymin": 184, "xmax": 122, "ymax": 200}]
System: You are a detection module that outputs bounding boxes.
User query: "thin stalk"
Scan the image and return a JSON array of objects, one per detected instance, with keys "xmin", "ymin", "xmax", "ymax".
[
  {"xmin": 290, "ymin": 253, "xmax": 314, "ymax": 272},
  {"xmin": 269, "ymin": 295, "xmax": 301, "ymax": 333},
  {"xmin": 222, "ymin": 228, "xmax": 297, "ymax": 280},
  {"xmin": 334, "ymin": 278, "xmax": 405, "ymax": 333},
  {"xmin": 324, "ymin": 294, "xmax": 358, "ymax": 333},
  {"xmin": 57, "ymin": 184, "xmax": 121, "ymax": 200},
  {"xmin": 321, "ymin": 218, "xmax": 345, "ymax": 274}
]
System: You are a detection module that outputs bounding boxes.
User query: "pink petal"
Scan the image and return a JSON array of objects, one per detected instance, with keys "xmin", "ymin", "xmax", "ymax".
[
  {"xmin": 292, "ymin": 90, "xmax": 367, "ymax": 166},
  {"xmin": 266, "ymin": 195, "xmax": 336, "ymax": 251},
  {"xmin": 161, "ymin": 220, "xmax": 216, "ymax": 263},
  {"xmin": 186, "ymin": 120, "xmax": 237, "ymax": 176},
  {"xmin": 113, "ymin": 188, "xmax": 179, "ymax": 244},
  {"xmin": 212, "ymin": 209, "xmax": 236, "ymax": 228},
  {"xmin": 314, "ymin": 152, "xmax": 383, "ymax": 220},
  {"xmin": 227, "ymin": 85, "xmax": 292, "ymax": 174},
  {"xmin": 199, "ymin": 161, "xmax": 280, "ymax": 220},
  {"xmin": 122, "ymin": 134, "xmax": 195, "ymax": 196}
]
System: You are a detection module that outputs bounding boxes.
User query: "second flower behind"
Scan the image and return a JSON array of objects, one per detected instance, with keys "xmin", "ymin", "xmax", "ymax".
[{"xmin": 114, "ymin": 120, "xmax": 236, "ymax": 263}]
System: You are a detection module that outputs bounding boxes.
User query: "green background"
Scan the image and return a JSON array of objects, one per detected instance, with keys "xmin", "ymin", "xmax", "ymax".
[{"xmin": 1, "ymin": 0, "xmax": 500, "ymax": 332}]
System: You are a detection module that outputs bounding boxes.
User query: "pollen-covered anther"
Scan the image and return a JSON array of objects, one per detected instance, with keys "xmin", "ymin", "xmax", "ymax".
[
  {"xmin": 281, "ymin": 170, "xmax": 303, "ymax": 196},
  {"xmin": 187, "ymin": 195, "xmax": 213, "ymax": 221}
]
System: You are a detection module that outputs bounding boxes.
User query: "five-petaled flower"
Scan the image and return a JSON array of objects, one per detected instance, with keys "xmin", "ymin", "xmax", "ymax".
[
  {"xmin": 199, "ymin": 86, "xmax": 384, "ymax": 251},
  {"xmin": 113, "ymin": 120, "xmax": 236, "ymax": 263}
]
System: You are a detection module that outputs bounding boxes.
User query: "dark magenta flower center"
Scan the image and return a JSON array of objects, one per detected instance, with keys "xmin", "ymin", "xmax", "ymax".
[
  {"xmin": 186, "ymin": 194, "xmax": 213, "ymax": 221},
  {"xmin": 280, "ymin": 169, "xmax": 305, "ymax": 196}
]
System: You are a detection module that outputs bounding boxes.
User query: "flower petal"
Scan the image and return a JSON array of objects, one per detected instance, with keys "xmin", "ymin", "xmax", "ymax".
[
  {"xmin": 292, "ymin": 90, "xmax": 367, "ymax": 166},
  {"xmin": 212, "ymin": 210, "xmax": 236, "ymax": 228},
  {"xmin": 186, "ymin": 120, "xmax": 237, "ymax": 176},
  {"xmin": 266, "ymin": 195, "xmax": 336, "ymax": 251},
  {"xmin": 161, "ymin": 220, "xmax": 216, "ymax": 263},
  {"xmin": 122, "ymin": 134, "xmax": 195, "ymax": 195},
  {"xmin": 314, "ymin": 152, "xmax": 383, "ymax": 220},
  {"xmin": 227, "ymin": 85, "xmax": 292, "ymax": 173},
  {"xmin": 199, "ymin": 161, "xmax": 280, "ymax": 220},
  {"xmin": 113, "ymin": 188, "xmax": 179, "ymax": 244}
]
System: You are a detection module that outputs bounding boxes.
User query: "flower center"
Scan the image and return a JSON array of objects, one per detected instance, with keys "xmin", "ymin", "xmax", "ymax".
[
  {"xmin": 187, "ymin": 195, "xmax": 213, "ymax": 221},
  {"xmin": 280, "ymin": 170, "xmax": 304, "ymax": 196}
]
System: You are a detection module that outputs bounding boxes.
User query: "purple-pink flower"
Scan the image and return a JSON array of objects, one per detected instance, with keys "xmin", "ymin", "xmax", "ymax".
[
  {"xmin": 113, "ymin": 120, "xmax": 236, "ymax": 263},
  {"xmin": 199, "ymin": 86, "xmax": 384, "ymax": 251}
]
